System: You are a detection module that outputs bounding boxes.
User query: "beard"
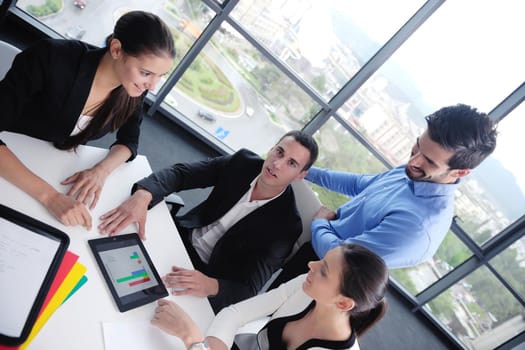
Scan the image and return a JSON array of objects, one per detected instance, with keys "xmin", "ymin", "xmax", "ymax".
[
  {"xmin": 405, "ymin": 165, "xmax": 453, "ymax": 183},
  {"xmin": 405, "ymin": 164, "xmax": 427, "ymax": 181}
]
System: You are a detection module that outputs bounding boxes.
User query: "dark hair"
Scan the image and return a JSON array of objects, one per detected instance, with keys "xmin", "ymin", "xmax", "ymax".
[
  {"xmin": 107, "ymin": 10, "xmax": 175, "ymax": 59},
  {"xmin": 58, "ymin": 11, "xmax": 175, "ymax": 150},
  {"xmin": 278, "ymin": 130, "xmax": 319, "ymax": 171},
  {"xmin": 340, "ymin": 244, "xmax": 388, "ymax": 337},
  {"xmin": 425, "ymin": 104, "xmax": 497, "ymax": 169}
]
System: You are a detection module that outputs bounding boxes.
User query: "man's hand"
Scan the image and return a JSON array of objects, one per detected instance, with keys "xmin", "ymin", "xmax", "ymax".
[
  {"xmin": 43, "ymin": 191, "xmax": 92, "ymax": 229},
  {"xmin": 163, "ymin": 266, "xmax": 219, "ymax": 298},
  {"xmin": 151, "ymin": 299, "xmax": 204, "ymax": 348},
  {"xmin": 98, "ymin": 189, "xmax": 152, "ymax": 239},
  {"xmin": 314, "ymin": 206, "xmax": 337, "ymax": 220},
  {"xmin": 61, "ymin": 166, "xmax": 109, "ymax": 210}
]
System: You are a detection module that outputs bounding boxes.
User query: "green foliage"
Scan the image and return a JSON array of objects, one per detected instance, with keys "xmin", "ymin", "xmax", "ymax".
[
  {"xmin": 466, "ymin": 250, "xmax": 523, "ymax": 325},
  {"xmin": 310, "ymin": 185, "xmax": 348, "ymax": 211},
  {"xmin": 199, "ymin": 77, "xmax": 213, "ymax": 85},
  {"xmin": 176, "ymin": 52, "xmax": 240, "ymax": 112},
  {"xmin": 191, "ymin": 58, "xmax": 203, "ymax": 72},
  {"xmin": 458, "ymin": 218, "xmax": 492, "ymax": 245},
  {"xmin": 434, "ymin": 231, "xmax": 471, "ymax": 267},
  {"xmin": 427, "ymin": 290, "xmax": 456, "ymax": 320},
  {"xmin": 26, "ymin": 0, "xmax": 62, "ymax": 17},
  {"xmin": 389, "ymin": 269, "xmax": 418, "ymax": 295},
  {"xmin": 314, "ymin": 123, "xmax": 387, "ymax": 174},
  {"xmin": 311, "ymin": 75, "xmax": 327, "ymax": 93},
  {"xmin": 491, "ymin": 247, "xmax": 525, "ymax": 297}
]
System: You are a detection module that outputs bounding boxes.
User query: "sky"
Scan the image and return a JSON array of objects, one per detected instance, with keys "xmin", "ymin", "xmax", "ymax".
[{"xmin": 492, "ymin": 105, "xmax": 525, "ymax": 195}]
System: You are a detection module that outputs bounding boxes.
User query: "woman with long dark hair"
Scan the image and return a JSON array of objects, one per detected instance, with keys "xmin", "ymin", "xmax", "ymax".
[
  {"xmin": 152, "ymin": 244, "xmax": 388, "ymax": 350},
  {"xmin": 0, "ymin": 11, "xmax": 175, "ymax": 229}
]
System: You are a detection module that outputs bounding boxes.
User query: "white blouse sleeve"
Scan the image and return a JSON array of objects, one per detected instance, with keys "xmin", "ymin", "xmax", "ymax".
[{"xmin": 205, "ymin": 275, "xmax": 306, "ymax": 348}]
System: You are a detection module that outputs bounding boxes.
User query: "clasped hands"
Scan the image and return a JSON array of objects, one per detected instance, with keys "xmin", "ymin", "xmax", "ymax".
[
  {"xmin": 163, "ymin": 266, "xmax": 219, "ymax": 298},
  {"xmin": 314, "ymin": 205, "xmax": 337, "ymax": 220}
]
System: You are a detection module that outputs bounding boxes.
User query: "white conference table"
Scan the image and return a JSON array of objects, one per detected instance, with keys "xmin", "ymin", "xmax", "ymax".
[{"xmin": 0, "ymin": 132, "xmax": 214, "ymax": 349}]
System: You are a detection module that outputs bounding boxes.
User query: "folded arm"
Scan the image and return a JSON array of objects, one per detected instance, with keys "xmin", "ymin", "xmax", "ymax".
[{"xmin": 311, "ymin": 211, "xmax": 428, "ymax": 268}]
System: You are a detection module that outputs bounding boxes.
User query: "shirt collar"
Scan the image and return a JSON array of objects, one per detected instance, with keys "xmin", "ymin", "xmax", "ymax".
[{"xmin": 247, "ymin": 175, "xmax": 286, "ymax": 203}]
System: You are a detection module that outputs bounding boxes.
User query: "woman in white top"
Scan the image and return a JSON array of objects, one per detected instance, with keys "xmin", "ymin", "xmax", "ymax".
[{"xmin": 152, "ymin": 243, "xmax": 388, "ymax": 350}]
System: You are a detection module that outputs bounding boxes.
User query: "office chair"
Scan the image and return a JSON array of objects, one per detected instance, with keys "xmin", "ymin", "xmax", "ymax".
[
  {"xmin": 259, "ymin": 179, "xmax": 321, "ymax": 292},
  {"xmin": 0, "ymin": 40, "xmax": 20, "ymax": 80}
]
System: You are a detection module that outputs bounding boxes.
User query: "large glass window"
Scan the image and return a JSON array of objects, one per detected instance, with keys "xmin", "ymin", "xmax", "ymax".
[
  {"xmin": 490, "ymin": 236, "xmax": 525, "ymax": 301},
  {"xmin": 390, "ymin": 230, "xmax": 473, "ymax": 295},
  {"xmin": 425, "ymin": 266, "xmax": 525, "ymax": 350},
  {"xmin": 166, "ymin": 21, "xmax": 319, "ymax": 153},
  {"xmin": 230, "ymin": 0, "xmax": 424, "ymax": 100},
  {"xmin": 478, "ymin": 103, "xmax": 525, "ymax": 244},
  {"xmin": 311, "ymin": 117, "xmax": 387, "ymax": 209}
]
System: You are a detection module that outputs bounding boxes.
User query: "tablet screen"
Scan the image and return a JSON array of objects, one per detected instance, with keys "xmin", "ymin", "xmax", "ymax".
[{"xmin": 89, "ymin": 234, "xmax": 168, "ymax": 312}]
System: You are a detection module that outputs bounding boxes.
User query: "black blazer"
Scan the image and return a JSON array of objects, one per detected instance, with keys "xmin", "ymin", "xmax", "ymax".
[
  {"xmin": 135, "ymin": 149, "xmax": 302, "ymax": 311},
  {"xmin": 0, "ymin": 39, "xmax": 143, "ymax": 159}
]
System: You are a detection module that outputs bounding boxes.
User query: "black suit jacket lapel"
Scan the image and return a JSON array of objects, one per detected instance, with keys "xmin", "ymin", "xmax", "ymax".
[{"xmin": 59, "ymin": 47, "xmax": 105, "ymax": 138}]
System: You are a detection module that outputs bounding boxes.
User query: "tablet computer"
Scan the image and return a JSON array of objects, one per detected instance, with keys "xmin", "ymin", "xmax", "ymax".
[
  {"xmin": 88, "ymin": 233, "xmax": 168, "ymax": 312},
  {"xmin": 0, "ymin": 204, "xmax": 69, "ymax": 346}
]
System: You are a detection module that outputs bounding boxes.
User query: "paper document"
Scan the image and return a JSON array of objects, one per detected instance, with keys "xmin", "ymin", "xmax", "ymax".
[
  {"xmin": 103, "ymin": 321, "xmax": 187, "ymax": 350},
  {"xmin": 0, "ymin": 218, "xmax": 60, "ymax": 337}
]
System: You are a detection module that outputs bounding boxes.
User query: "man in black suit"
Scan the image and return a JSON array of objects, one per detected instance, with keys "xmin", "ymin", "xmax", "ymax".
[{"xmin": 99, "ymin": 130, "xmax": 318, "ymax": 312}]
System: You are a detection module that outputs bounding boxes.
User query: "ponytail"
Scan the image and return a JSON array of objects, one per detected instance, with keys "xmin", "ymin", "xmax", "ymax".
[
  {"xmin": 339, "ymin": 244, "xmax": 389, "ymax": 337},
  {"xmin": 351, "ymin": 299, "xmax": 387, "ymax": 336}
]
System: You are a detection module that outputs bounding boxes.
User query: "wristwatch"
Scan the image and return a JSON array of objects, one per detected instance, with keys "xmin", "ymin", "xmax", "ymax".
[{"xmin": 189, "ymin": 340, "xmax": 210, "ymax": 350}]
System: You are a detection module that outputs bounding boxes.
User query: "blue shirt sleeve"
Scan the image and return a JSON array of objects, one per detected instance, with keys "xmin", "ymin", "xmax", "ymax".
[
  {"xmin": 310, "ymin": 218, "xmax": 343, "ymax": 258},
  {"xmin": 305, "ymin": 167, "xmax": 376, "ymax": 197},
  {"xmin": 312, "ymin": 210, "xmax": 430, "ymax": 268}
]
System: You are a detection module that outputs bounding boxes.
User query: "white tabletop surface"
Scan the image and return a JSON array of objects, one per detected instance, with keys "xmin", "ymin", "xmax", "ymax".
[{"xmin": 0, "ymin": 132, "xmax": 214, "ymax": 350}]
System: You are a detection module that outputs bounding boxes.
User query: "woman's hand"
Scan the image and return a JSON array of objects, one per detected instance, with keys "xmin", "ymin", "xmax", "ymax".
[
  {"xmin": 61, "ymin": 166, "xmax": 109, "ymax": 210},
  {"xmin": 151, "ymin": 299, "xmax": 204, "ymax": 348},
  {"xmin": 62, "ymin": 144, "xmax": 132, "ymax": 210},
  {"xmin": 43, "ymin": 191, "xmax": 92, "ymax": 229}
]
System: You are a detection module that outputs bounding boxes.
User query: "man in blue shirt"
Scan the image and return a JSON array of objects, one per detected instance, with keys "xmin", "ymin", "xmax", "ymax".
[{"xmin": 272, "ymin": 104, "xmax": 497, "ymax": 286}]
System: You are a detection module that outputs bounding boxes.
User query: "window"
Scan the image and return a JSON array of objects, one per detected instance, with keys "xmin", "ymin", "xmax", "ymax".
[
  {"xmin": 425, "ymin": 265, "xmax": 525, "ymax": 350},
  {"xmin": 477, "ymin": 103, "xmax": 525, "ymax": 244},
  {"xmin": 167, "ymin": 21, "xmax": 319, "ymax": 152},
  {"xmin": 390, "ymin": 230, "xmax": 473, "ymax": 295},
  {"xmin": 490, "ymin": 236, "xmax": 525, "ymax": 301},
  {"xmin": 311, "ymin": 117, "xmax": 387, "ymax": 209},
  {"xmin": 230, "ymin": 0, "xmax": 424, "ymax": 100}
]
